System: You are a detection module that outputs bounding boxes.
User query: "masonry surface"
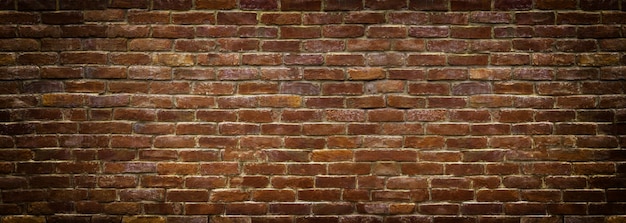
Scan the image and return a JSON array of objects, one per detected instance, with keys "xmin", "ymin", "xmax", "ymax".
[{"xmin": 0, "ymin": 0, "xmax": 625, "ymax": 222}]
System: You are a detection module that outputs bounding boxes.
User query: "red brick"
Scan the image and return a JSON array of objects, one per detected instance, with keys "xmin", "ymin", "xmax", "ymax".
[
  {"xmin": 170, "ymin": 12, "xmax": 215, "ymax": 24},
  {"xmin": 244, "ymin": 163, "xmax": 287, "ymax": 174},
  {"xmin": 516, "ymin": 12, "xmax": 555, "ymax": 25},
  {"xmin": 345, "ymin": 12, "xmax": 386, "ymax": 24},
  {"xmin": 449, "ymin": 54, "xmax": 489, "ymax": 66},
  {"xmin": 384, "ymin": 42, "xmax": 421, "ymax": 55},
  {"xmin": 408, "ymin": 0, "xmax": 448, "ymax": 10},
  {"xmin": 431, "ymin": 189, "xmax": 474, "ymax": 201},
  {"xmin": 58, "ymin": 52, "xmax": 106, "ymax": 65},
  {"xmin": 271, "ymin": 176, "xmax": 314, "ymax": 189},
  {"xmin": 286, "ymin": 164, "xmax": 324, "ymax": 176},
  {"xmin": 230, "ymin": 176, "xmax": 270, "ymax": 188},
  {"xmin": 167, "ymin": 190, "xmax": 209, "ymax": 202},
  {"xmin": 303, "ymin": 97, "xmax": 343, "ymax": 108},
  {"xmin": 451, "ymin": 0, "xmax": 491, "ymax": 10},
  {"xmin": 427, "ymin": 124, "xmax": 470, "ymax": 136},
  {"xmin": 320, "ymin": 25, "xmax": 362, "ymax": 38},
  {"xmin": 150, "ymin": 0, "xmax": 191, "ymax": 10},
  {"xmin": 303, "ymin": 12, "xmax": 343, "ymax": 24},
  {"xmin": 251, "ymin": 189, "xmax": 295, "ymax": 202},
  {"xmin": 128, "ymin": 39, "xmax": 172, "ymax": 51},
  {"xmin": 302, "ymin": 40, "xmax": 343, "ymax": 52},
  {"xmin": 420, "ymin": 203, "xmax": 459, "ymax": 215},
  {"xmin": 185, "ymin": 203, "xmax": 224, "ymax": 215},
  {"xmin": 346, "ymin": 39, "xmax": 390, "ymax": 52},
  {"xmin": 284, "ymin": 54, "xmax": 324, "ymax": 66},
  {"xmin": 385, "ymin": 13, "xmax": 426, "ymax": 26},
  {"xmin": 199, "ymin": 162, "xmax": 239, "ymax": 175},
  {"xmin": 427, "ymin": 40, "xmax": 469, "ymax": 53},
  {"xmin": 149, "ymin": 26, "xmax": 192, "ymax": 39},
  {"xmin": 118, "ymin": 189, "xmax": 164, "ymax": 202},
  {"xmin": 383, "ymin": 177, "xmax": 426, "ymax": 190},
  {"xmin": 355, "ymin": 150, "xmax": 417, "ymax": 162},
  {"xmin": 389, "ymin": 203, "xmax": 417, "ymax": 214},
  {"xmin": 364, "ymin": 0, "xmax": 405, "ymax": 9},
  {"xmin": 346, "ymin": 123, "xmax": 379, "ymax": 135},
  {"xmin": 239, "ymin": 0, "xmax": 278, "ymax": 9},
  {"xmin": 240, "ymin": 136, "xmax": 281, "ymax": 149},
  {"xmin": 312, "ymin": 203, "xmax": 353, "ymax": 215},
  {"xmin": 238, "ymin": 27, "xmax": 278, "ymax": 38},
  {"xmin": 324, "ymin": 0, "xmax": 362, "ymax": 10},
  {"xmin": 281, "ymin": 26, "xmax": 321, "ymax": 39},
  {"xmin": 282, "ymin": 0, "xmax": 321, "ymax": 10},
  {"xmin": 451, "ymin": 26, "xmax": 492, "ymax": 39},
  {"xmin": 367, "ymin": 26, "xmax": 407, "ymax": 38},
  {"xmin": 40, "ymin": 11, "xmax": 83, "ymax": 25},
  {"xmin": 409, "ymin": 26, "xmax": 449, "ymax": 38},
  {"xmin": 407, "ymin": 54, "xmax": 446, "ymax": 66},
  {"xmin": 17, "ymin": 0, "xmax": 56, "ymax": 10},
  {"xmin": 504, "ymin": 203, "xmax": 547, "ymax": 215},
  {"xmin": 196, "ymin": 0, "xmax": 235, "ymax": 9},
  {"xmin": 452, "ymin": 82, "xmax": 491, "ymax": 95},
  {"xmin": 470, "ymin": 40, "xmax": 511, "ymax": 52},
  {"xmin": 241, "ymin": 54, "xmax": 282, "ymax": 66},
  {"xmin": 259, "ymin": 95, "xmax": 302, "ymax": 108},
  {"xmin": 299, "ymin": 189, "xmax": 341, "ymax": 201},
  {"xmin": 535, "ymin": 0, "xmax": 576, "ymax": 9},
  {"xmin": 195, "ymin": 26, "xmax": 236, "ymax": 38},
  {"xmin": 16, "ymin": 53, "xmax": 56, "ymax": 65},
  {"xmin": 580, "ymin": 0, "xmax": 619, "ymax": 10},
  {"xmin": 260, "ymin": 40, "xmax": 300, "ymax": 52},
  {"xmin": 345, "ymin": 68, "xmax": 383, "ymax": 80},
  {"xmin": 320, "ymin": 82, "xmax": 362, "ymax": 96},
  {"xmin": 215, "ymin": 69, "xmax": 255, "ymax": 81},
  {"xmin": 260, "ymin": 13, "xmax": 300, "ymax": 25},
  {"xmin": 497, "ymin": 26, "xmax": 534, "ymax": 38},
  {"xmin": 217, "ymin": 39, "xmax": 259, "ymax": 52},
  {"xmin": 428, "ymin": 97, "xmax": 467, "ymax": 108},
  {"xmin": 127, "ymin": 11, "xmax": 169, "ymax": 24}
]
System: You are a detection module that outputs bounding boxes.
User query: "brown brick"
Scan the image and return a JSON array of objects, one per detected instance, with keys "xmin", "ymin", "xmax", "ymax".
[
  {"xmin": 345, "ymin": 12, "xmax": 386, "ymax": 24},
  {"xmin": 451, "ymin": 26, "xmax": 491, "ymax": 39},
  {"xmin": 303, "ymin": 12, "xmax": 343, "ymax": 24},
  {"xmin": 241, "ymin": 0, "xmax": 278, "ymax": 10},
  {"xmin": 127, "ymin": 11, "xmax": 169, "ymax": 24},
  {"xmin": 536, "ymin": 0, "xmax": 577, "ymax": 9},
  {"xmin": 367, "ymin": 26, "xmax": 407, "ymax": 38},
  {"xmin": 516, "ymin": 12, "xmax": 555, "ymax": 25},
  {"xmin": 282, "ymin": 0, "xmax": 322, "ymax": 10},
  {"xmin": 196, "ymin": 0, "xmax": 235, "ymax": 9},
  {"xmin": 167, "ymin": 190, "xmax": 209, "ymax": 202},
  {"xmin": 304, "ymin": 40, "xmax": 344, "ymax": 52},
  {"xmin": 346, "ymin": 39, "xmax": 390, "ymax": 51},
  {"xmin": 451, "ymin": 0, "xmax": 490, "ymax": 10},
  {"xmin": 216, "ymin": 12, "xmax": 257, "ymax": 25},
  {"xmin": 253, "ymin": 189, "xmax": 296, "ymax": 202},
  {"xmin": 217, "ymin": 39, "xmax": 259, "ymax": 52}
]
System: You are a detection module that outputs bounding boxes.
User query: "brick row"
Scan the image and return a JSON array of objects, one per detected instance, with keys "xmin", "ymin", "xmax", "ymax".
[
  {"xmin": 3, "ymin": 95, "xmax": 626, "ymax": 111},
  {"xmin": 1, "ymin": 0, "xmax": 624, "ymax": 11},
  {"xmin": 1, "ymin": 12, "xmax": 625, "ymax": 25}
]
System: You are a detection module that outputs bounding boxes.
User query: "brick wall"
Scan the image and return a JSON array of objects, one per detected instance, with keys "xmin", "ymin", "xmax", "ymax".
[{"xmin": 1, "ymin": 0, "xmax": 625, "ymax": 222}]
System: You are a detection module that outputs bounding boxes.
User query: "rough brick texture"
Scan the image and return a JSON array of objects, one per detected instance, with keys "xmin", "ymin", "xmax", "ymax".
[{"xmin": 1, "ymin": 0, "xmax": 625, "ymax": 222}]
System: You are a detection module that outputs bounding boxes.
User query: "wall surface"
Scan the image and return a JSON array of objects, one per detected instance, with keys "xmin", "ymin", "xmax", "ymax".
[{"xmin": 0, "ymin": 0, "xmax": 625, "ymax": 222}]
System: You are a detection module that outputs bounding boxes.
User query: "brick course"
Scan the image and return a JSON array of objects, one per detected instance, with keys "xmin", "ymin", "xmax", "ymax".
[{"xmin": 1, "ymin": 0, "xmax": 625, "ymax": 222}]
